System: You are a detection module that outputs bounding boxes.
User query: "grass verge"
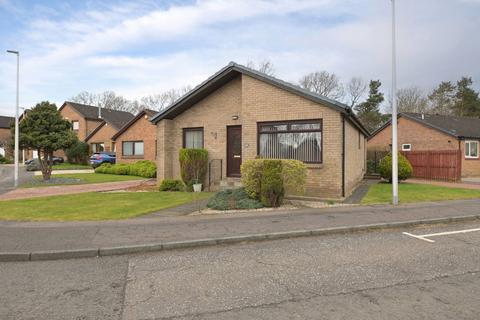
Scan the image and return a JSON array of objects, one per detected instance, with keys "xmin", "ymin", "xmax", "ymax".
[
  {"xmin": 361, "ymin": 182, "xmax": 480, "ymax": 204},
  {"xmin": 21, "ymin": 173, "xmax": 145, "ymax": 188},
  {"xmin": 52, "ymin": 163, "xmax": 93, "ymax": 170},
  {"xmin": 0, "ymin": 192, "xmax": 213, "ymax": 221}
]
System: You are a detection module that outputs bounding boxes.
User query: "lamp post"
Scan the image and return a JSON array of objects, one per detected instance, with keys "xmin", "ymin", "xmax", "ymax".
[
  {"xmin": 6, "ymin": 50, "xmax": 19, "ymax": 188},
  {"xmin": 391, "ymin": 0, "xmax": 399, "ymax": 205}
]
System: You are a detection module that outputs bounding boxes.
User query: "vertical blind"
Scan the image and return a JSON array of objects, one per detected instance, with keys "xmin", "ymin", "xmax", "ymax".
[
  {"xmin": 184, "ymin": 128, "xmax": 204, "ymax": 148},
  {"xmin": 258, "ymin": 120, "xmax": 322, "ymax": 163}
]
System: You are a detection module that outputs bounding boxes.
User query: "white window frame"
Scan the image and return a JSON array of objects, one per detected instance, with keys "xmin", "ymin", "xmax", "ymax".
[
  {"xmin": 72, "ymin": 120, "xmax": 79, "ymax": 130},
  {"xmin": 465, "ymin": 140, "xmax": 479, "ymax": 159},
  {"xmin": 401, "ymin": 144, "xmax": 412, "ymax": 151}
]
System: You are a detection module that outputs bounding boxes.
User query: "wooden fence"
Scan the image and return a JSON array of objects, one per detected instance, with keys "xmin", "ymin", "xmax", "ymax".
[{"xmin": 401, "ymin": 150, "xmax": 462, "ymax": 181}]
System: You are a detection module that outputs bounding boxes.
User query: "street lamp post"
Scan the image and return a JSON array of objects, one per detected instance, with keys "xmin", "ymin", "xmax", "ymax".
[
  {"xmin": 391, "ymin": 0, "xmax": 399, "ymax": 205},
  {"xmin": 7, "ymin": 50, "xmax": 20, "ymax": 188}
]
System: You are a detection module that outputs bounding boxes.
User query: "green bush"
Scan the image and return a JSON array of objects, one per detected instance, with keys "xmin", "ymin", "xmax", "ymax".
[
  {"xmin": 0, "ymin": 154, "xmax": 12, "ymax": 164},
  {"xmin": 241, "ymin": 159, "xmax": 307, "ymax": 203},
  {"xmin": 159, "ymin": 179, "xmax": 185, "ymax": 191},
  {"xmin": 260, "ymin": 160, "xmax": 284, "ymax": 207},
  {"xmin": 65, "ymin": 139, "xmax": 89, "ymax": 164},
  {"xmin": 179, "ymin": 148, "xmax": 208, "ymax": 191},
  {"xmin": 378, "ymin": 152, "xmax": 413, "ymax": 182},
  {"xmin": 94, "ymin": 160, "xmax": 156, "ymax": 178},
  {"xmin": 207, "ymin": 188, "xmax": 263, "ymax": 210}
]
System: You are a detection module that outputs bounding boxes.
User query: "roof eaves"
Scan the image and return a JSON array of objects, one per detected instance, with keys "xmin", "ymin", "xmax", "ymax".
[
  {"xmin": 401, "ymin": 113, "xmax": 459, "ymax": 138},
  {"xmin": 85, "ymin": 121, "xmax": 106, "ymax": 142}
]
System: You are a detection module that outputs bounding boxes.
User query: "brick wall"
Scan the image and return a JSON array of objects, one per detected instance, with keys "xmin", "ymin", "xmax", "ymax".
[
  {"xmin": 60, "ymin": 103, "xmax": 102, "ymax": 141},
  {"xmin": 368, "ymin": 117, "xmax": 457, "ymax": 151},
  {"xmin": 461, "ymin": 140, "xmax": 480, "ymax": 177},
  {"xmin": 86, "ymin": 123, "xmax": 117, "ymax": 152},
  {"xmin": 156, "ymin": 74, "xmax": 366, "ymax": 198},
  {"xmin": 115, "ymin": 114, "xmax": 157, "ymax": 163},
  {"xmin": 345, "ymin": 120, "xmax": 367, "ymax": 196}
]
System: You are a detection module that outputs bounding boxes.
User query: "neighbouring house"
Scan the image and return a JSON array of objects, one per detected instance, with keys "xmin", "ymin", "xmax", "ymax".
[
  {"xmin": 0, "ymin": 115, "xmax": 14, "ymax": 158},
  {"xmin": 112, "ymin": 109, "xmax": 158, "ymax": 163},
  {"xmin": 151, "ymin": 62, "xmax": 369, "ymax": 199},
  {"xmin": 368, "ymin": 112, "xmax": 480, "ymax": 178},
  {"xmin": 59, "ymin": 102, "xmax": 134, "ymax": 153}
]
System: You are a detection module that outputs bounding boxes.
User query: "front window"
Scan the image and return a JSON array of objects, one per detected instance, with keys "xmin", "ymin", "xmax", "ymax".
[
  {"xmin": 91, "ymin": 143, "xmax": 104, "ymax": 153},
  {"xmin": 402, "ymin": 144, "xmax": 412, "ymax": 151},
  {"xmin": 122, "ymin": 141, "xmax": 144, "ymax": 156},
  {"xmin": 258, "ymin": 120, "xmax": 322, "ymax": 163},
  {"xmin": 72, "ymin": 121, "xmax": 79, "ymax": 131},
  {"xmin": 465, "ymin": 141, "xmax": 479, "ymax": 159},
  {"xmin": 183, "ymin": 128, "xmax": 204, "ymax": 148}
]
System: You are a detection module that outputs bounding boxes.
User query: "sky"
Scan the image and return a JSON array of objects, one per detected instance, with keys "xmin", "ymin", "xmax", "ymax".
[{"xmin": 0, "ymin": 0, "xmax": 479, "ymax": 116}]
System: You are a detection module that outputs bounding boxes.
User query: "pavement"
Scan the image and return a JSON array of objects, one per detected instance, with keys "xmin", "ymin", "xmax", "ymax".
[
  {"xmin": 0, "ymin": 178, "xmax": 151, "ymax": 200},
  {"xmin": 2, "ymin": 221, "xmax": 480, "ymax": 319},
  {"xmin": 33, "ymin": 168, "xmax": 94, "ymax": 175},
  {"xmin": 1, "ymin": 198, "xmax": 480, "ymax": 260},
  {"xmin": 0, "ymin": 164, "xmax": 33, "ymax": 194}
]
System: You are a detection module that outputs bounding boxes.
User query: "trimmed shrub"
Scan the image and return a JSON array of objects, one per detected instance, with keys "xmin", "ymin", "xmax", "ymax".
[
  {"xmin": 179, "ymin": 148, "xmax": 208, "ymax": 191},
  {"xmin": 159, "ymin": 179, "xmax": 185, "ymax": 191},
  {"xmin": 241, "ymin": 159, "xmax": 307, "ymax": 203},
  {"xmin": 65, "ymin": 140, "xmax": 89, "ymax": 164},
  {"xmin": 378, "ymin": 152, "xmax": 413, "ymax": 182},
  {"xmin": 260, "ymin": 160, "xmax": 284, "ymax": 207},
  {"xmin": 0, "ymin": 154, "xmax": 12, "ymax": 164},
  {"xmin": 94, "ymin": 160, "xmax": 156, "ymax": 178},
  {"xmin": 207, "ymin": 188, "xmax": 263, "ymax": 210}
]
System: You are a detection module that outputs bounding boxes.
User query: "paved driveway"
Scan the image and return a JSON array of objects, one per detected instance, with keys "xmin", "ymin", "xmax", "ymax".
[{"xmin": 0, "ymin": 165, "xmax": 32, "ymax": 194}]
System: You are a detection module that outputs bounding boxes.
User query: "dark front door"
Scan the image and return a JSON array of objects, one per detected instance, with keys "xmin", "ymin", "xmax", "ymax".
[{"xmin": 227, "ymin": 126, "xmax": 242, "ymax": 177}]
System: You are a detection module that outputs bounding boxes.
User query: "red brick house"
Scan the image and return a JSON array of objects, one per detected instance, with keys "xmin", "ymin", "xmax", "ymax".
[
  {"xmin": 112, "ymin": 109, "xmax": 157, "ymax": 163},
  {"xmin": 151, "ymin": 62, "xmax": 369, "ymax": 199},
  {"xmin": 0, "ymin": 115, "xmax": 14, "ymax": 158},
  {"xmin": 368, "ymin": 112, "xmax": 480, "ymax": 178}
]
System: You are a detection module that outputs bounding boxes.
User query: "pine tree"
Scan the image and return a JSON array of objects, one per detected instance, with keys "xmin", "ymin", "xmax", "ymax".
[
  {"xmin": 453, "ymin": 77, "xmax": 480, "ymax": 117},
  {"xmin": 428, "ymin": 81, "xmax": 456, "ymax": 115},
  {"xmin": 354, "ymin": 80, "xmax": 384, "ymax": 133}
]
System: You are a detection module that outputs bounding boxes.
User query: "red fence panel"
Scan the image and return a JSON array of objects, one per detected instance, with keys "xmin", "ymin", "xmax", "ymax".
[{"xmin": 401, "ymin": 150, "xmax": 462, "ymax": 181}]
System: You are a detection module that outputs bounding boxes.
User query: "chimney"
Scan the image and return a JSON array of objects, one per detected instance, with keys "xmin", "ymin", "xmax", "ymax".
[
  {"xmin": 421, "ymin": 113, "xmax": 425, "ymax": 120},
  {"xmin": 98, "ymin": 105, "xmax": 102, "ymax": 119}
]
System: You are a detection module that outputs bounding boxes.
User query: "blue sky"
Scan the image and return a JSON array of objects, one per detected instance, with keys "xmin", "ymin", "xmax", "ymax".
[{"xmin": 0, "ymin": 0, "xmax": 479, "ymax": 115}]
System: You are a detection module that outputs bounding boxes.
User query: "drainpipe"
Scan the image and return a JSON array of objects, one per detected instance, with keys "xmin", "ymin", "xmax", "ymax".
[{"xmin": 342, "ymin": 114, "xmax": 346, "ymax": 198}]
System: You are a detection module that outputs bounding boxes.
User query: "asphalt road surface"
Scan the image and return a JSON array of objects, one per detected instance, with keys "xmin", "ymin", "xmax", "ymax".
[
  {"xmin": 2, "ymin": 222, "xmax": 480, "ymax": 319},
  {"xmin": 0, "ymin": 165, "xmax": 32, "ymax": 193}
]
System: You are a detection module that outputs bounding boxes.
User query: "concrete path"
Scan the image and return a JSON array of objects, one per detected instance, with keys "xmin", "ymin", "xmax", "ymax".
[
  {"xmin": 408, "ymin": 178, "xmax": 480, "ymax": 189},
  {"xmin": 0, "ymin": 179, "xmax": 148, "ymax": 201},
  {"xmin": 1, "ymin": 199, "xmax": 479, "ymax": 255},
  {"xmin": 343, "ymin": 179, "xmax": 378, "ymax": 204}
]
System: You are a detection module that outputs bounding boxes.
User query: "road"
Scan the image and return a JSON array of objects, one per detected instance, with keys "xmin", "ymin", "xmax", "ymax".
[
  {"xmin": 2, "ymin": 222, "xmax": 480, "ymax": 319},
  {"xmin": 0, "ymin": 165, "xmax": 32, "ymax": 193}
]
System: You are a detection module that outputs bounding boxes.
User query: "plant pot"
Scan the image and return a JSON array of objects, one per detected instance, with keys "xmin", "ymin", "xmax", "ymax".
[{"xmin": 193, "ymin": 183, "xmax": 202, "ymax": 192}]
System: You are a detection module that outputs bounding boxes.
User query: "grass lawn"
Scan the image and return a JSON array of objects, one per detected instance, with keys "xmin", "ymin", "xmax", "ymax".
[
  {"xmin": 0, "ymin": 192, "xmax": 213, "ymax": 221},
  {"xmin": 52, "ymin": 163, "xmax": 93, "ymax": 170},
  {"xmin": 21, "ymin": 173, "xmax": 145, "ymax": 188},
  {"xmin": 362, "ymin": 182, "xmax": 480, "ymax": 204}
]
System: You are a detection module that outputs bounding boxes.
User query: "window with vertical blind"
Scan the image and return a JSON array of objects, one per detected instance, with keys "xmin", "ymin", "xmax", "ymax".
[
  {"xmin": 258, "ymin": 120, "xmax": 322, "ymax": 163},
  {"xmin": 122, "ymin": 141, "xmax": 144, "ymax": 156},
  {"xmin": 465, "ymin": 141, "xmax": 479, "ymax": 159},
  {"xmin": 183, "ymin": 128, "xmax": 204, "ymax": 148}
]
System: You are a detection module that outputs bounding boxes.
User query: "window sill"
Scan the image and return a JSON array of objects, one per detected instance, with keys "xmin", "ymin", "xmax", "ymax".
[
  {"xmin": 465, "ymin": 157, "xmax": 479, "ymax": 160},
  {"xmin": 306, "ymin": 163, "xmax": 324, "ymax": 169}
]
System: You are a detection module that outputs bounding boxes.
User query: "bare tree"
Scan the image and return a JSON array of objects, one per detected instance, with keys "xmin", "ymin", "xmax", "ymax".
[
  {"xmin": 395, "ymin": 86, "xmax": 430, "ymax": 114},
  {"xmin": 299, "ymin": 71, "xmax": 344, "ymax": 100},
  {"xmin": 246, "ymin": 59, "xmax": 275, "ymax": 76},
  {"xmin": 140, "ymin": 86, "xmax": 192, "ymax": 111},
  {"xmin": 70, "ymin": 91, "xmax": 139, "ymax": 113},
  {"xmin": 345, "ymin": 77, "xmax": 367, "ymax": 108}
]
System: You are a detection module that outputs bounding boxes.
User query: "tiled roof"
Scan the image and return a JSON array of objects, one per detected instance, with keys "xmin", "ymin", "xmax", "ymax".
[
  {"xmin": 62, "ymin": 102, "xmax": 134, "ymax": 129},
  {"xmin": 0, "ymin": 115, "xmax": 14, "ymax": 129}
]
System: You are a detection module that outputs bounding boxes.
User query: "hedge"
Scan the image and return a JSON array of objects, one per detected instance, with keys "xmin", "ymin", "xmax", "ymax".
[
  {"xmin": 95, "ymin": 160, "xmax": 156, "ymax": 178},
  {"xmin": 159, "ymin": 179, "xmax": 185, "ymax": 191},
  {"xmin": 378, "ymin": 152, "xmax": 413, "ymax": 182},
  {"xmin": 179, "ymin": 148, "xmax": 208, "ymax": 191},
  {"xmin": 207, "ymin": 188, "xmax": 263, "ymax": 210}
]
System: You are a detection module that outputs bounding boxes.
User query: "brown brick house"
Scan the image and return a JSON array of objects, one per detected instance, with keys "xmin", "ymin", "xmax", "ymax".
[
  {"xmin": 112, "ymin": 109, "xmax": 157, "ymax": 163},
  {"xmin": 368, "ymin": 112, "xmax": 480, "ymax": 178},
  {"xmin": 151, "ymin": 62, "xmax": 369, "ymax": 199},
  {"xmin": 58, "ymin": 102, "xmax": 134, "ymax": 153},
  {"xmin": 0, "ymin": 115, "xmax": 14, "ymax": 158}
]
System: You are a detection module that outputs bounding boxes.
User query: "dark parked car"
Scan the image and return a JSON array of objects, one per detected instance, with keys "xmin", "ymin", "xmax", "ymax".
[
  {"xmin": 24, "ymin": 156, "xmax": 64, "ymax": 165},
  {"xmin": 89, "ymin": 152, "xmax": 116, "ymax": 168}
]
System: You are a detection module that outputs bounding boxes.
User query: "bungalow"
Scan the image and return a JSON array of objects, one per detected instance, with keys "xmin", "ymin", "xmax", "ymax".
[
  {"xmin": 0, "ymin": 115, "xmax": 14, "ymax": 157},
  {"xmin": 58, "ymin": 102, "xmax": 134, "ymax": 153},
  {"xmin": 112, "ymin": 109, "xmax": 158, "ymax": 162},
  {"xmin": 151, "ymin": 62, "xmax": 369, "ymax": 199},
  {"xmin": 368, "ymin": 112, "xmax": 480, "ymax": 177}
]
